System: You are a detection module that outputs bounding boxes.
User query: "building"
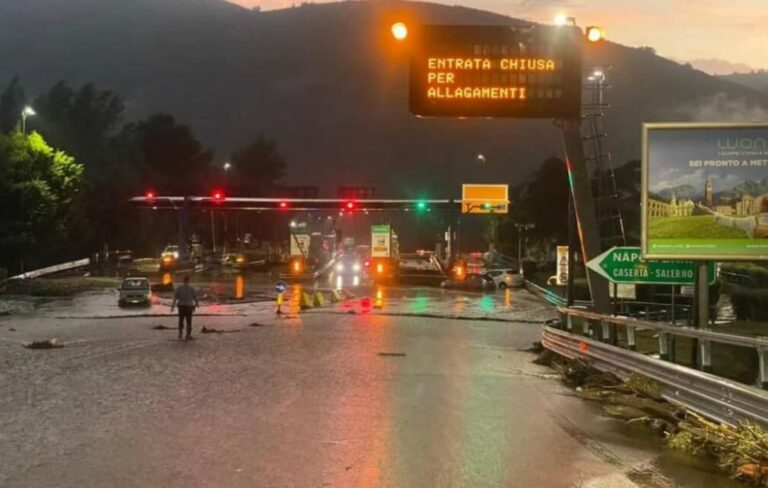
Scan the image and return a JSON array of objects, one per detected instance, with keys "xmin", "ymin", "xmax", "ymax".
[
  {"xmin": 736, "ymin": 194, "xmax": 755, "ymax": 216},
  {"xmin": 647, "ymin": 193, "xmax": 695, "ymax": 217}
]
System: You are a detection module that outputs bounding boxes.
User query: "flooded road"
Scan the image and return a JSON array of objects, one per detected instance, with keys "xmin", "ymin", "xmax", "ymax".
[{"xmin": 0, "ymin": 276, "xmax": 744, "ymax": 487}]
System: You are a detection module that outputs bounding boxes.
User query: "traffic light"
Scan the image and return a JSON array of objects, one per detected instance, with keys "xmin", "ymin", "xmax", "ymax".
[
  {"xmin": 416, "ymin": 200, "xmax": 428, "ymax": 212},
  {"xmin": 145, "ymin": 190, "xmax": 156, "ymax": 203},
  {"xmin": 211, "ymin": 189, "xmax": 225, "ymax": 204},
  {"xmin": 342, "ymin": 201, "xmax": 357, "ymax": 214},
  {"xmin": 279, "ymin": 201, "xmax": 289, "ymax": 210}
]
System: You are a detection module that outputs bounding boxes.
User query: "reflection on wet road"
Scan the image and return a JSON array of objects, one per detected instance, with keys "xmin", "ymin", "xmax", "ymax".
[{"xmin": 0, "ymin": 306, "xmax": 742, "ymax": 487}]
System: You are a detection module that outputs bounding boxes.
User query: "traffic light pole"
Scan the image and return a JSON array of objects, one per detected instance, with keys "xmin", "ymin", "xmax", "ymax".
[
  {"xmin": 561, "ymin": 118, "xmax": 611, "ymax": 315},
  {"xmin": 178, "ymin": 196, "xmax": 190, "ymax": 261}
]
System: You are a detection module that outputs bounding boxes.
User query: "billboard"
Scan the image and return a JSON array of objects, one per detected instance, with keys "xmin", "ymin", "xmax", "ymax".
[
  {"xmin": 409, "ymin": 25, "xmax": 582, "ymax": 118},
  {"xmin": 642, "ymin": 123, "xmax": 768, "ymax": 260}
]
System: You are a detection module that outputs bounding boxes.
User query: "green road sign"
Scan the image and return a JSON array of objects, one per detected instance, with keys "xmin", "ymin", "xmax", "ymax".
[{"xmin": 587, "ymin": 247, "xmax": 716, "ymax": 285}]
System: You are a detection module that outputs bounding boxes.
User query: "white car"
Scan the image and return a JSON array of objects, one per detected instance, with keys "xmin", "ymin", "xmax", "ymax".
[
  {"xmin": 118, "ymin": 277, "xmax": 152, "ymax": 306},
  {"xmin": 486, "ymin": 269, "xmax": 523, "ymax": 289}
]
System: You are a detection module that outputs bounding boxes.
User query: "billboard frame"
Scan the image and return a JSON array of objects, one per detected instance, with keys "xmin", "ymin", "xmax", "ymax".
[{"xmin": 641, "ymin": 121, "xmax": 768, "ymax": 261}]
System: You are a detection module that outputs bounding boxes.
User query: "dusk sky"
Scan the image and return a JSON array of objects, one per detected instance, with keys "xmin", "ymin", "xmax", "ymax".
[{"xmin": 228, "ymin": 0, "xmax": 767, "ymax": 74}]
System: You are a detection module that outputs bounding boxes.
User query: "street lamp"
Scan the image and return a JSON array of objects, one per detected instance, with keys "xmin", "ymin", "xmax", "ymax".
[
  {"xmin": 21, "ymin": 106, "xmax": 35, "ymax": 135},
  {"xmin": 514, "ymin": 223, "xmax": 536, "ymax": 276},
  {"xmin": 223, "ymin": 162, "xmax": 231, "ymax": 171},
  {"xmin": 476, "ymin": 153, "xmax": 486, "ymax": 164},
  {"xmin": 391, "ymin": 22, "xmax": 408, "ymax": 41},
  {"xmin": 553, "ymin": 13, "xmax": 576, "ymax": 27}
]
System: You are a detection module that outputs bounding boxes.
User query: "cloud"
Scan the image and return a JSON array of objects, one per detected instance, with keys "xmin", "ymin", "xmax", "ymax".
[{"xmin": 675, "ymin": 93, "xmax": 768, "ymax": 123}]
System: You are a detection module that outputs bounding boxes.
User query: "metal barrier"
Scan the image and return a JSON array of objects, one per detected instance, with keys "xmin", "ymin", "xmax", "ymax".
[
  {"xmin": 6, "ymin": 258, "xmax": 90, "ymax": 281},
  {"xmin": 542, "ymin": 326, "xmax": 768, "ymax": 428},
  {"xmin": 524, "ymin": 280, "xmax": 594, "ymax": 309},
  {"xmin": 557, "ymin": 306, "xmax": 768, "ymax": 388}
]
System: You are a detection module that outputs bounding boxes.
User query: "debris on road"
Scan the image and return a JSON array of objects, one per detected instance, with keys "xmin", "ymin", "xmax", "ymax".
[
  {"xmin": 201, "ymin": 326, "xmax": 240, "ymax": 334},
  {"xmin": 378, "ymin": 352, "xmax": 406, "ymax": 357},
  {"xmin": 23, "ymin": 338, "xmax": 63, "ymax": 349},
  {"xmin": 539, "ymin": 351, "xmax": 768, "ymax": 485}
]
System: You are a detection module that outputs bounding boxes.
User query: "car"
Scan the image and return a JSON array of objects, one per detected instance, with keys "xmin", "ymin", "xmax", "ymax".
[
  {"xmin": 332, "ymin": 253, "xmax": 365, "ymax": 287},
  {"xmin": 440, "ymin": 273, "xmax": 496, "ymax": 291},
  {"xmin": 487, "ymin": 269, "xmax": 524, "ymax": 289},
  {"xmin": 118, "ymin": 277, "xmax": 152, "ymax": 306},
  {"xmin": 159, "ymin": 245, "xmax": 179, "ymax": 270}
]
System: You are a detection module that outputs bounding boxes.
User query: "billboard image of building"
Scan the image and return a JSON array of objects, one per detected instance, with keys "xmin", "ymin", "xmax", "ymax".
[{"xmin": 642, "ymin": 123, "xmax": 768, "ymax": 260}]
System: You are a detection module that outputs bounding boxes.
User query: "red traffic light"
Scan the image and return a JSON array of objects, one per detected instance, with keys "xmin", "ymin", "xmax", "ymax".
[
  {"xmin": 211, "ymin": 189, "xmax": 225, "ymax": 203},
  {"xmin": 145, "ymin": 190, "xmax": 156, "ymax": 201},
  {"xmin": 345, "ymin": 201, "xmax": 356, "ymax": 210},
  {"xmin": 279, "ymin": 201, "xmax": 289, "ymax": 209}
]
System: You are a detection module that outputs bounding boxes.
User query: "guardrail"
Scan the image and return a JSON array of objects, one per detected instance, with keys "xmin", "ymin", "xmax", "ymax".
[
  {"xmin": 542, "ymin": 325, "xmax": 768, "ymax": 428},
  {"xmin": 556, "ymin": 307, "xmax": 768, "ymax": 389},
  {"xmin": 523, "ymin": 280, "xmax": 594, "ymax": 309}
]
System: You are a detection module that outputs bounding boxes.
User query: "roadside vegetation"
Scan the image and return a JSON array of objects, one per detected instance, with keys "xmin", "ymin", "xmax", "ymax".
[
  {"xmin": 539, "ymin": 351, "xmax": 768, "ymax": 485},
  {"xmin": 0, "ymin": 77, "xmax": 288, "ymax": 278}
]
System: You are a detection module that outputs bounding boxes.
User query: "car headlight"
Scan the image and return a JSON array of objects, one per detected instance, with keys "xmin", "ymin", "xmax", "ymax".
[
  {"xmin": 336, "ymin": 263, "xmax": 344, "ymax": 272},
  {"xmin": 173, "ymin": 252, "xmax": 179, "ymax": 258}
]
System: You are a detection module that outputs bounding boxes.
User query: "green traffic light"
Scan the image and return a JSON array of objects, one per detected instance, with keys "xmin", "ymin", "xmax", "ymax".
[{"xmin": 416, "ymin": 201, "xmax": 428, "ymax": 211}]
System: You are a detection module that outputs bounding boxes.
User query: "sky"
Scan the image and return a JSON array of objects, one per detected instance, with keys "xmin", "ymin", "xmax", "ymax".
[
  {"xmin": 228, "ymin": 0, "xmax": 767, "ymax": 74},
  {"xmin": 648, "ymin": 127, "xmax": 768, "ymax": 194}
]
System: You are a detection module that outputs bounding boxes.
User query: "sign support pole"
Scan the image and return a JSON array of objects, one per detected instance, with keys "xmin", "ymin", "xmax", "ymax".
[
  {"xmin": 561, "ymin": 118, "xmax": 611, "ymax": 315},
  {"xmin": 695, "ymin": 261, "xmax": 712, "ymax": 372},
  {"xmin": 566, "ymin": 196, "xmax": 576, "ymax": 308}
]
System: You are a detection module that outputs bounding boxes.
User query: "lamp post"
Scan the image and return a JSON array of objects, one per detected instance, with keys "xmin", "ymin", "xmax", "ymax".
[
  {"xmin": 21, "ymin": 106, "xmax": 35, "ymax": 135},
  {"xmin": 514, "ymin": 223, "xmax": 535, "ymax": 276}
]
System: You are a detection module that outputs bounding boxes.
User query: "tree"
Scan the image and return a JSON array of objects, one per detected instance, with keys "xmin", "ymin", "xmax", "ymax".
[
  {"xmin": 229, "ymin": 135, "xmax": 287, "ymax": 195},
  {"xmin": 497, "ymin": 156, "xmax": 569, "ymax": 260},
  {"xmin": 34, "ymin": 81, "xmax": 124, "ymax": 180},
  {"xmin": 0, "ymin": 131, "xmax": 84, "ymax": 273},
  {"xmin": 128, "ymin": 114, "xmax": 214, "ymax": 195},
  {"xmin": 0, "ymin": 77, "xmax": 26, "ymax": 133}
]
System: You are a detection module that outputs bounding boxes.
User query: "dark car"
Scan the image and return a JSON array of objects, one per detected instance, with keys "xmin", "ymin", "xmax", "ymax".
[{"xmin": 440, "ymin": 273, "xmax": 496, "ymax": 291}]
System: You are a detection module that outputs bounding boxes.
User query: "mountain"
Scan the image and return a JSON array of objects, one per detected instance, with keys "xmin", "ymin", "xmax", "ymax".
[
  {"xmin": 658, "ymin": 185, "xmax": 699, "ymax": 202},
  {"xmin": 1, "ymin": 0, "xmax": 767, "ymax": 197},
  {"xmin": 719, "ymin": 72, "xmax": 768, "ymax": 96},
  {"xmin": 733, "ymin": 178, "xmax": 768, "ymax": 197},
  {"xmin": 686, "ymin": 59, "xmax": 756, "ymax": 76}
]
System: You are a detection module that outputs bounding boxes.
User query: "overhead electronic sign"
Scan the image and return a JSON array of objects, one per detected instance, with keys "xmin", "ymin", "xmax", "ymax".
[{"xmin": 409, "ymin": 25, "xmax": 582, "ymax": 118}]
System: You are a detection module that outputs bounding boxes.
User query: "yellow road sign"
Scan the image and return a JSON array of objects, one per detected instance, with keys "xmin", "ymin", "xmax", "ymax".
[{"xmin": 462, "ymin": 184, "xmax": 509, "ymax": 214}]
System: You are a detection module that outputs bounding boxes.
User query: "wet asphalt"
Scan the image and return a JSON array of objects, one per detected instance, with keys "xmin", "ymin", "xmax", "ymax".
[{"xmin": 0, "ymin": 284, "xmax": 742, "ymax": 487}]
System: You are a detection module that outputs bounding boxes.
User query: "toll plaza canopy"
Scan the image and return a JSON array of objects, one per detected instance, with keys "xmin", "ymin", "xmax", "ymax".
[{"xmin": 129, "ymin": 196, "xmax": 479, "ymax": 212}]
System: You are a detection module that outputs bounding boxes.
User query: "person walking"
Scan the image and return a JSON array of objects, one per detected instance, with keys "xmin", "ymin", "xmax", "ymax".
[{"xmin": 171, "ymin": 276, "xmax": 199, "ymax": 340}]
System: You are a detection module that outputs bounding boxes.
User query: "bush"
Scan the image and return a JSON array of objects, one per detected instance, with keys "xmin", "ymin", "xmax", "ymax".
[
  {"xmin": 722, "ymin": 263, "xmax": 768, "ymax": 288},
  {"xmin": 730, "ymin": 287, "xmax": 768, "ymax": 321}
]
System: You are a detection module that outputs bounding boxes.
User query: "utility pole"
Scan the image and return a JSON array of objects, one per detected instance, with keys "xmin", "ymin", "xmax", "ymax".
[{"xmin": 514, "ymin": 223, "xmax": 535, "ymax": 276}]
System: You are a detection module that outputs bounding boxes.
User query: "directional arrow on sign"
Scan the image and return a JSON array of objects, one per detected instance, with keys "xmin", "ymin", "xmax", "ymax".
[{"xmin": 587, "ymin": 247, "xmax": 715, "ymax": 285}]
